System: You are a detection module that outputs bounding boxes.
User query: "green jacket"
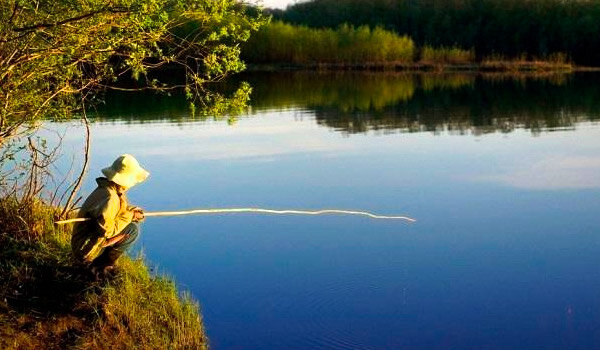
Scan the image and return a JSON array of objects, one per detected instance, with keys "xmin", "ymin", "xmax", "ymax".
[{"xmin": 71, "ymin": 177, "xmax": 135, "ymax": 263}]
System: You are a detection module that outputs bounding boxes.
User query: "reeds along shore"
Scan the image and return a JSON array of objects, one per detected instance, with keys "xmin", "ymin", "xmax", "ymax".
[{"xmin": 241, "ymin": 22, "xmax": 574, "ymax": 71}]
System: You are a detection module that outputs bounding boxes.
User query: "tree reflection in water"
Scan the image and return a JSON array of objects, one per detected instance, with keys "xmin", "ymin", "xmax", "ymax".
[{"xmin": 96, "ymin": 72, "xmax": 600, "ymax": 136}]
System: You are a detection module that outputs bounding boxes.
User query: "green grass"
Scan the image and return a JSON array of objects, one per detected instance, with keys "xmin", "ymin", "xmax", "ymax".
[{"xmin": 0, "ymin": 198, "xmax": 207, "ymax": 349}]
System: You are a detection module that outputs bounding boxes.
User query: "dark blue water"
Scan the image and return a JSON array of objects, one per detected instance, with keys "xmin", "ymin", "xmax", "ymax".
[{"xmin": 56, "ymin": 73, "xmax": 600, "ymax": 349}]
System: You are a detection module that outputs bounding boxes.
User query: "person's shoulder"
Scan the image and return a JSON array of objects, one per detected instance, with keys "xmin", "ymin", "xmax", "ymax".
[
  {"xmin": 88, "ymin": 184, "xmax": 116, "ymax": 199},
  {"xmin": 81, "ymin": 180, "xmax": 119, "ymax": 210}
]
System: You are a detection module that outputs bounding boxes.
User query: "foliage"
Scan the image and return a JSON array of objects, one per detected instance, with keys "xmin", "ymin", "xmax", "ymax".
[
  {"xmin": 274, "ymin": 0, "xmax": 600, "ymax": 66},
  {"xmin": 0, "ymin": 0, "xmax": 266, "ymax": 144},
  {"xmin": 420, "ymin": 46, "xmax": 475, "ymax": 65},
  {"xmin": 0, "ymin": 196, "xmax": 56, "ymax": 239},
  {"xmin": 480, "ymin": 53, "xmax": 572, "ymax": 72},
  {"xmin": 0, "ymin": 198, "xmax": 206, "ymax": 349},
  {"xmin": 242, "ymin": 21, "xmax": 415, "ymax": 64}
]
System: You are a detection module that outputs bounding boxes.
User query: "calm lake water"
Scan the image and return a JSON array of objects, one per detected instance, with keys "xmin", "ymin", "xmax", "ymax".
[{"xmin": 56, "ymin": 72, "xmax": 600, "ymax": 350}]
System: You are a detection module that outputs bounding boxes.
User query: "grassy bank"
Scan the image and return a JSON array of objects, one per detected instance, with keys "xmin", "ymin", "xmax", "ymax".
[{"xmin": 0, "ymin": 199, "xmax": 207, "ymax": 349}]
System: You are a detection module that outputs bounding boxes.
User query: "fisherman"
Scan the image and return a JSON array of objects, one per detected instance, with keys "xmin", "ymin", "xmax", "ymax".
[{"xmin": 71, "ymin": 154, "xmax": 149, "ymax": 278}]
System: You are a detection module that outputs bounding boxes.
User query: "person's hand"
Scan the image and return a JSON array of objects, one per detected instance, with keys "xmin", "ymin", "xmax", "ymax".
[{"xmin": 132, "ymin": 207, "xmax": 145, "ymax": 222}]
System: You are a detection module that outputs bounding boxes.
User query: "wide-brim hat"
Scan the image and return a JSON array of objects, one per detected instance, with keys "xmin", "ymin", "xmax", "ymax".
[{"xmin": 102, "ymin": 154, "xmax": 149, "ymax": 189}]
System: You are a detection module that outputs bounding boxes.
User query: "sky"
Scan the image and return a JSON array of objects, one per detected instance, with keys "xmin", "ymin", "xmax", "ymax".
[{"xmin": 257, "ymin": 0, "xmax": 299, "ymax": 9}]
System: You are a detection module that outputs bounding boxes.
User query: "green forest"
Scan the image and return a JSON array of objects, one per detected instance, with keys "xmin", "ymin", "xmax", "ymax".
[{"xmin": 269, "ymin": 0, "xmax": 600, "ymax": 66}]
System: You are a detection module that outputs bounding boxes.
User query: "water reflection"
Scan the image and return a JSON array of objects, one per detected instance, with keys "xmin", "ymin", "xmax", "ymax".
[
  {"xmin": 96, "ymin": 72, "xmax": 600, "ymax": 137},
  {"xmin": 245, "ymin": 72, "xmax": 600, "ymax": 135},
  {"xmin": 474, "ymin": 153, "xmax": 600, "ymax": 189},
  {"xmin": 52, "ymin": 71, "xmax": 600, "ymax": 350}
]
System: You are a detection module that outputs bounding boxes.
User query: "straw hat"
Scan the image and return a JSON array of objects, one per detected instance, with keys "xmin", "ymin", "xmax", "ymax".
[{"xmin": 102, "ymin": 154, "xmax": 149, "ymax": 189}]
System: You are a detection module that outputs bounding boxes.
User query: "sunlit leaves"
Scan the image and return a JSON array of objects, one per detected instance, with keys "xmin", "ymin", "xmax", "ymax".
[
  {"xmin": 0, "ymin": 0, "xmax": 267, "ymax": 143},
  {"xmin": 242, "ymin": 21, "xmax": 415, "ymax": 64}
]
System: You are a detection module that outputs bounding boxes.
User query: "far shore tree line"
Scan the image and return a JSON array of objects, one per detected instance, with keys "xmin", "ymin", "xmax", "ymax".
[
  {"xmin": 241, "ymin": 20, "xmax": 570, "ymax": 68},
  {"xmin": 242, "ymin": 20, "xmax": 478, "ymax": 65},
  {"xmin": 266, "ymin": 0, "xmax": 600, "ymax": 67},
  {"xmin": 242, "ymin": 21, "xmax": 417, "ymax": 64}
]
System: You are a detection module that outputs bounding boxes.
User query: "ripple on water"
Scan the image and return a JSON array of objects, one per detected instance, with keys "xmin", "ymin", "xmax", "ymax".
[{"xmin": 246, "ymin": 265, "xmax": 407, "ymax": 350}]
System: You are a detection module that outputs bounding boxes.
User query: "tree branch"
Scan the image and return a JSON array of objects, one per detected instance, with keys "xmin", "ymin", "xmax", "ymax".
[
  {"xmin": 60, "ymin": 98, "xmax": 91, "ymax": 218},
  {"xmin": 12, "ymin": 6, "xmax": 132, "ymax": 33},
  {"xmin": 13, "ymin": 9, "xmax": 105, "ymax": 32}
]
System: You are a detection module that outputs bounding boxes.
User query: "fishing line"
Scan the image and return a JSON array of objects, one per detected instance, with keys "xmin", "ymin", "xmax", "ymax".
[{"xmin": 54, "ymin": 208, "xmax": 416, "ymax": 225}]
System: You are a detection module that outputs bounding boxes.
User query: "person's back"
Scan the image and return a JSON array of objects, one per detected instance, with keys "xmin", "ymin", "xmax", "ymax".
[
  {"xmin": 71, "ymin": 154, "xmax": 148, "ymax": 278},
  {"xmin": 72, "ymin": 177, "xmax": 132, "ymax": 262}
]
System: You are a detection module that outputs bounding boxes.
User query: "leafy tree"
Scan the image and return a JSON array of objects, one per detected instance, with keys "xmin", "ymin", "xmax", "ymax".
[
  {"xmin": 242, "ymin": 21, "xmax": 414, "ymax": 64},
  {"xmin": 0, "ymin": 0, "xmax": 266, "ymax": 144}
]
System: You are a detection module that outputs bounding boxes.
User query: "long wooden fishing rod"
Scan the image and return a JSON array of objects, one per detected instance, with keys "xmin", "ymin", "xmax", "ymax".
[{"xmin": 55, "ymin": 208, "xmax": 416, "ymax": 225}]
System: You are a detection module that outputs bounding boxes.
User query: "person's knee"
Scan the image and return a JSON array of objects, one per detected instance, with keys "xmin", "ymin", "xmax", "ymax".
[
  {"xmin": 114, "ymin": 222, "xmax": 140, "ymax": 250},
  {"xmin": 123, "ymin": 222, "xmax": 140, "ymax": 241}
]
